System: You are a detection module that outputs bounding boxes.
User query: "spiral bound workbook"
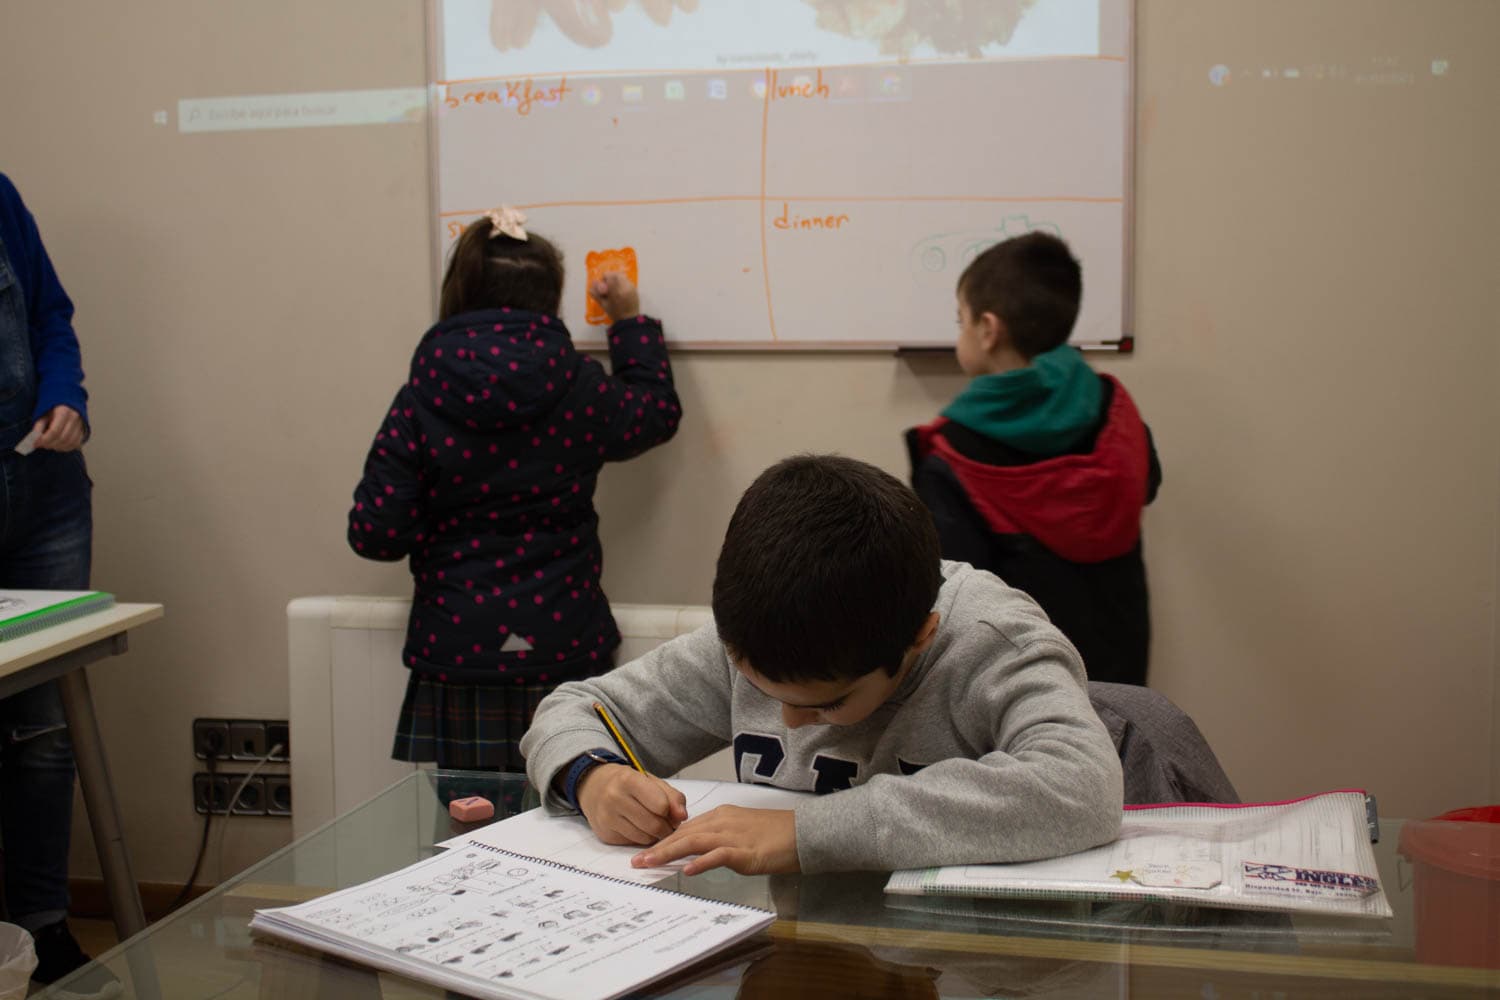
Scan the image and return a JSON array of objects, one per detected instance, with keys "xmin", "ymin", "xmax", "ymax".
[
  {"xmin": 886, "ymin": 790, "xmax": 1392, "ymax": 919},
  {"xmin": 0, "ymin": 590, "xmax": 114, "ymax": 641},
  {"xmin": 250, "ymin": 842, "xmax": 775, "ymax": 1000}
]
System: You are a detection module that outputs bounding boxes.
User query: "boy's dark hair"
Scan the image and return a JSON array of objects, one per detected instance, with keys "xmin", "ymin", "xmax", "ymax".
[
  {"xmin": 712, "ymin": 455, "xmax": 943, "ymax": 684},
  {"xmin": 957, "ymin": 231, "xmax": 1082, "ymax": 358},
  {"xmin": 438, "ymin": 216, "xmax": 565, "ymax": 320}
]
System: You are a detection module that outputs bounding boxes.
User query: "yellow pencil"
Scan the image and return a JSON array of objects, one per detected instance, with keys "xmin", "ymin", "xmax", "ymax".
[{"xmin": 592, "ymin": 701, "xmax": 648, "ymax": 774}]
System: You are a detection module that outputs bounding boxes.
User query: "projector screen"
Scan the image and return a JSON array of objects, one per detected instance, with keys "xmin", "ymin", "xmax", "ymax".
[{"xmin": 430, "ymin": 0, "xmax": 1132, "ymax": 350}]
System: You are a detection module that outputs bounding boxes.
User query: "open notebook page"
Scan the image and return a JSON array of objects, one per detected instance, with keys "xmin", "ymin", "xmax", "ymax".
[
  {"xmin": 441, "ymin": 780, "xmax": 811, "ymax": 883},
  {"xmin": 251, "ymin": 841, "xmax": 774, "ymax": 1000}
]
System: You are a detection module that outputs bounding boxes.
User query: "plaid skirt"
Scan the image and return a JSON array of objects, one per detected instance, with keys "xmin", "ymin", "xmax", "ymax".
[{"xmin": 392, "ymin": 663, "xmax": 610, "ymax": 772}]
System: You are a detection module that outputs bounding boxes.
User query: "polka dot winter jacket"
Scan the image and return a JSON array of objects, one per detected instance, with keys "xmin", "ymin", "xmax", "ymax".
[{"xmin": 348, "ymin": 309, "xmax": 681, "ymax": 684}]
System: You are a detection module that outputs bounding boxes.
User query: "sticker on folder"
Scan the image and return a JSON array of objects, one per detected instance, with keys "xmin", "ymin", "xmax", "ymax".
[
  {"xmin": 585, "ymin": 247, "xmax": 638, "ymax": 326},
  {"xmin": 1241, "ymin": 861, "xmax": 1381, "ymax": 901},
  {"xmin": 1129, "ymin": 861, "xmax": 1222, "ymax": 890}
]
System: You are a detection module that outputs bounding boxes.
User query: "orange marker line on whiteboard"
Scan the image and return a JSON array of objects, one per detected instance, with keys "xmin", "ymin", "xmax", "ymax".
[
  {"xmin": 438, "ymin": 195, "xmax": 1120, "ymax": 219},
  {"xmin": 759, "ymin": 67, "xmax": 778, "ymax": 341}
]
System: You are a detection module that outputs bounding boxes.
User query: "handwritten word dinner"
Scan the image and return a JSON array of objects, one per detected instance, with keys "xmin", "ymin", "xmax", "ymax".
[
  {"xmin": 772, "ymin": 204, "xmax": 851, "ymax": 232},
  {"xmin": 445, "ymin": 78, "xmax": 570, "ymax": 117}
]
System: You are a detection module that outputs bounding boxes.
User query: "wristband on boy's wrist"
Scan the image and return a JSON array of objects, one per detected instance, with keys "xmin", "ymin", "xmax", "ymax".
[{"xmin": 562, "ymin": 749, "xmax": 627, "ymax": 814}]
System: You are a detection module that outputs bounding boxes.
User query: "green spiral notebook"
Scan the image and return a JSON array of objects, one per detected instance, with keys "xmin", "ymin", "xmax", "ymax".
[{"xmin": 0, "ymin": 591, "xmax": 116, "ymax": 641}]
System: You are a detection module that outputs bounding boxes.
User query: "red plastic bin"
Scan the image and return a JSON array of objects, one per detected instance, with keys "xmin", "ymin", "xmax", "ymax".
[{"xmin": 1398, "ymin": 805, "xmax": 1500, "ymax": 969}]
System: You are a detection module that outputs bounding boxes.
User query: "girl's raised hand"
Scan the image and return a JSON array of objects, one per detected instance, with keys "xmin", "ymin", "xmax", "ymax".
[{"xmin": 591, "ymin": 271, "xmax": 640, "ymax": 323}]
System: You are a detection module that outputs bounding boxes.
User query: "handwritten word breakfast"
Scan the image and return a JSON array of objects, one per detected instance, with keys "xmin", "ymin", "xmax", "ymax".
[{"xmin": 445, "ymin": 78, "xmax": 570, "ymax": 117}]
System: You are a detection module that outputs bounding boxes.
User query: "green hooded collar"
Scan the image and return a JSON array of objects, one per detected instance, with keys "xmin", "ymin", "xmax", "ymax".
[{"xmin": 941, "ymin": 345, "xmax": 1103, "ymax": 455}]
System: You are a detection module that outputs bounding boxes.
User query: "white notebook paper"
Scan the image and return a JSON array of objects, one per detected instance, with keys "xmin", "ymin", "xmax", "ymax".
[
  {"xmin": 440, "ymin": 779, "xmax": 812, "ymax": 884},
  {"xmin": 251, "ymin": 841, "xmax": 774, "ymax": 1000},
  {"xmin": 886, "ymin": 790, "xmax": 1392, "ymax": 918}
]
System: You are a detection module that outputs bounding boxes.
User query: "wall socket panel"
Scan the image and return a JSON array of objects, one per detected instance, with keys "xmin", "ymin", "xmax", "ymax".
[
  {"xmin": 192, "ymin": 772, "xmax": 291, "ymax": 816},
  {"xmin": 193, "ymin": 719, "xmax": 290, "ymax": 761},
  {"xmin": 264, "ymin": 774, "xmax": 292, "ymax": 816}
]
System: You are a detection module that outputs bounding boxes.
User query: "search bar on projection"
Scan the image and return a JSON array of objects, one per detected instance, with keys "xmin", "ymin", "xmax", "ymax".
[{"xmin": 178, "ymin": 87, "xmax": 428, "ymax": 133}]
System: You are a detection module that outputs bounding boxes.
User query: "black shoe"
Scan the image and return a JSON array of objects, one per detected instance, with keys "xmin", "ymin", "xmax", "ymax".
[{"xmin": 29, "ymin": 920, "xmax": 121, "ymax": 998}]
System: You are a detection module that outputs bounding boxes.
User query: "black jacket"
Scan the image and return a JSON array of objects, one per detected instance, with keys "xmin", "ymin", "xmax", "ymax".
[
  {"xmin": 908, "ymin": 376, "xmax": 1160, "ymax": 685},
  {"xmin": 349, "ymin": 309, "xmax": 680, "ymax": 683}
]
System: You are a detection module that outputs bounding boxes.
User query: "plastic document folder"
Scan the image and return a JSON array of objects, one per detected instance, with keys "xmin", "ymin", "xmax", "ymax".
[{"xmin": 887, "ymin": 790, "xmax": 1392, "ymax": 918}]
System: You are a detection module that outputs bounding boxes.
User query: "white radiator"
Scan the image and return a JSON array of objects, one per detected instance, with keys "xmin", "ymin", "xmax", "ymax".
[{"xmin": 287, "ymin": 597, "xmax": 730, "ymax": 837}]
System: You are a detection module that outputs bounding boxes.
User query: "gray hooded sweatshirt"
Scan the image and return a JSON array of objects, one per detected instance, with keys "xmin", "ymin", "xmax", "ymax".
[{"xmin": 521, "ymin": 561, "xmax": 1124, "ymax": 873}]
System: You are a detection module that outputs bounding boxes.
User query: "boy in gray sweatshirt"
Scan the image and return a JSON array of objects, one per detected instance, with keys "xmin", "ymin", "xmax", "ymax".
[{"xmin": 520, "ymin": 454, "xmax": 1123, "ymax": 876}]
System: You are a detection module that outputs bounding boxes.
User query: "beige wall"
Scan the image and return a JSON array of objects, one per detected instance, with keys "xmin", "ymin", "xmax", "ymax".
[{"xmin": 1, "ymin": 1, "xmax": 1495, "ymax": 886}]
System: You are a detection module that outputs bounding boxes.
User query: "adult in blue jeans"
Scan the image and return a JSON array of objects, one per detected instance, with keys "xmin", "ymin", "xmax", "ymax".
[{"xmin": 0, "ymin": 171, "xmax": 101, "ymax": 987}]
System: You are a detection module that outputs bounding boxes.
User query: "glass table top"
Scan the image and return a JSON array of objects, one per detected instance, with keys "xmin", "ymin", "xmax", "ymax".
[{"xmin": 46, "ymin": 770, "xmax": 1500, "ymax": 999}]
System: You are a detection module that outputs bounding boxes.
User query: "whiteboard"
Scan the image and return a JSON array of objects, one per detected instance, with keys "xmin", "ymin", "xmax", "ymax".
[{"xmin": 429, "ymin": 1, "xmax": 1133, "ymax": 351}]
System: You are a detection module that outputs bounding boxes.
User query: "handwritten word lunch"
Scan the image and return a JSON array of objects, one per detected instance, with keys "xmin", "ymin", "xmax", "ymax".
[
  {"xmin": 445, "ymin": 78, "xmax": 570, "ymax": 117},
  {"xmin": 769, "ymin": 69, "xmax": 830, "ymax": 101}
]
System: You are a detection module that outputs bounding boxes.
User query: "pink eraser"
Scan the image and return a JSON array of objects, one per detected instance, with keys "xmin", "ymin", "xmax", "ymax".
[{"xmin": 448, "ymin": 796, "xmax": 495, "ymax": 822}]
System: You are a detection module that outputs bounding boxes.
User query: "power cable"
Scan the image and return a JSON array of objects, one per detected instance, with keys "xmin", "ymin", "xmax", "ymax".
[{"xmin": 214, "ymin": 743, "xmax": 285, "ymax": 885}]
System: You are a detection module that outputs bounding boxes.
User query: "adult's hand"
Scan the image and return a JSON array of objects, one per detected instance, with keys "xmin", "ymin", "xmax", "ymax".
[{"xmin": 33, "ymin": 406, "xmax": 86, "ymax": 452}]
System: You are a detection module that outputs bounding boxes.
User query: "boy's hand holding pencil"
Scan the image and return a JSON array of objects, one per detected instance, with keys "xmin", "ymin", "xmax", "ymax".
[
  {"xmin": 576, "ymin": 766, "xmax": 688, "ymax": 846},
  {"xmin": 579, "ymin": 700, "xmax": 801, "ymax": 876},
  {"xmin": 577, "ymin": 701, "xmax": 687, "ymax": 846}
]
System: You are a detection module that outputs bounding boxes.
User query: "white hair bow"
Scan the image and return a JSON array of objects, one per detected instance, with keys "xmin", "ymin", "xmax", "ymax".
[{"xmin": 485, "ymin": 205, "xmax": 529, "ymax": 241}]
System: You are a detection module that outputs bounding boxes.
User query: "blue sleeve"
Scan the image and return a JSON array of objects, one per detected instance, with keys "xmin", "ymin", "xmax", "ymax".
[{"xmin": 0, "ymin": 174, "xmax": 88, "ymax": 428}]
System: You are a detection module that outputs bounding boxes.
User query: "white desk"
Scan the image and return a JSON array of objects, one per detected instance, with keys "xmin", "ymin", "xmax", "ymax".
[{"xmin": 0, "ymin": 603, "xmax": 163, "ymax": 940}]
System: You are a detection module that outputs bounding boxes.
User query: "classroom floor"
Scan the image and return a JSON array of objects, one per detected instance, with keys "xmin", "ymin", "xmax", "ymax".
[
  {"xmin": 71, "ymin": 917, "xmax": 118, "ymax": 958},
  {"xmin": 23, "ymin": 920, "xmax": 118, "ymax": 997}
]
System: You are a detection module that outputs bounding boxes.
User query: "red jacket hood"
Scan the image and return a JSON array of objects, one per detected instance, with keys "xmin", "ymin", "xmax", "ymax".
[{"xmin": 912, "ymin": 375, "xmax": 1150, "ymax": 563}]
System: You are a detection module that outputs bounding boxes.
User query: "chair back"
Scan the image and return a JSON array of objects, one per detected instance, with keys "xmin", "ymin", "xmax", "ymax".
[{"xmin": 1088, "ymin": 681, "xmax": 1238, "ymax": 804}]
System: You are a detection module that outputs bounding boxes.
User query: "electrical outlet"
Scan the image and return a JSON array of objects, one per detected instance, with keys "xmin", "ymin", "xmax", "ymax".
[
  {"xmin": 229, "ymin": 776, "xmax": 266, "ymax": 815},
  {"xmin": 265, "ymin": 721, "xmax": 290, "ymax": 761},
  {"xmin": 193, "ymin": 718, "xmax": 290, "ymax": 761},
  {"xmin": 192, "ymin": 773, "xmax": 235, "ymax": 814},
  {"xmin": 192, "ymin": 773, "xmax": 215, "ymax": 813},
  {"xmin": 264, "ymin": 775, "xmax": 292, "ymax": 816},
  {"xmin": 192, "ymin": 719, "xmax": 231, "ymax": 760},
  {"xmin": 194, "ymin": 772, "xmax": 282, "ymax": 815},
  {"xmin": 227, "ymin": 720, "xmax": 267, "ymax": 761}
]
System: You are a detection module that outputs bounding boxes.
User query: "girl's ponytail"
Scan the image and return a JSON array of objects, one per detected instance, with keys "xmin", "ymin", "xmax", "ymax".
[{"xmin": 438, "ymin": 212, "xmax": 565, "ymax": 321}]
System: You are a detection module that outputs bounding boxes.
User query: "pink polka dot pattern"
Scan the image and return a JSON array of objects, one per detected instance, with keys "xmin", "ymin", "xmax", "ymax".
[{"xmin": 345, "ymin": 309, "xmax": 680, "ymax": 689}]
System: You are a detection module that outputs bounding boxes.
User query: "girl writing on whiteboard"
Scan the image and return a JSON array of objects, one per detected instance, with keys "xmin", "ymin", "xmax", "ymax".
[{"xmin": 347, "ymin": 207, "xmax": 680, "ymax": 773}]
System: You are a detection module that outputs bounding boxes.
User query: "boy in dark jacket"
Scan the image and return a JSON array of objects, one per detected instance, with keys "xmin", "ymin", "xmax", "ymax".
[{"xmin": 907, "ymin": 233, "xmax": 1160, "ymax": 685}]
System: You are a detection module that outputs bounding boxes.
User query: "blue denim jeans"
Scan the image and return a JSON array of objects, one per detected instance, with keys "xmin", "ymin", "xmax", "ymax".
[{"xmin": 0, "ymin": 447, "xmax": 91, "ymax": 930}]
